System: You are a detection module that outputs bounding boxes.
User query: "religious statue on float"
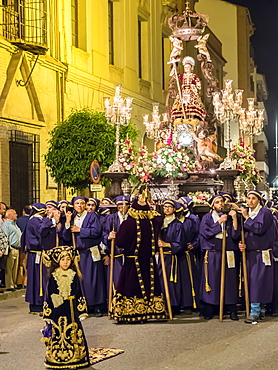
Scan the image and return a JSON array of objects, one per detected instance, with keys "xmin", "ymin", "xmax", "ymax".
[{"xmin": 171, "ymin": 56, "xmax": 206, "ymax": 123}]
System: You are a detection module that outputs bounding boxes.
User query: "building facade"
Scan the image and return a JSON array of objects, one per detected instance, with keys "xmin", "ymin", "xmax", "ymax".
[{"xmin": 0, "ymin": 0, "xmax": 178, "ymax": 212}]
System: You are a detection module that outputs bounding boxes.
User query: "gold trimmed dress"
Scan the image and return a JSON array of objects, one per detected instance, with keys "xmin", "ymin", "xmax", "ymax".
[
  {"xmin": 110, "ymin": 203, "xmax": 167, "ymax": 323},
  {"xmin": 171, "ymin": 73, "xmax": 206, "ymax": 121},
  {"xmin": 42, "ymin": 268, "xmax": 89, "ymax": 369}
]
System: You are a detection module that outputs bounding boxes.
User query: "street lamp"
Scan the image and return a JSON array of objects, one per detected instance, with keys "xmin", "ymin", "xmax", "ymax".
[
  {"xmin": 104, "ymin": 86, "xmax": 133, "ymax": 172},
  {"xmin": 143, "ymin": 103, "xmax": 170, "ymax": 152},
  {"xmin": 212, "ymin": 80, "xmax": 243, "ymax": 169},
  {"xmin": 239, "ymin": 98, "xmax": 264, "ymax": 149}
]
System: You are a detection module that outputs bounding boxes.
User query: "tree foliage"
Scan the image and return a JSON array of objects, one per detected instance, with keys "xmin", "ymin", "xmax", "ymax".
[{"xmin": 44, "ymin": 109, "xmax": 139, "ymax": 190}]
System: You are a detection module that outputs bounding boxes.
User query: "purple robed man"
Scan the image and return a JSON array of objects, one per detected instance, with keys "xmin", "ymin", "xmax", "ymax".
[
  {"xmin": 158, "ymin": 199, "xmax": 187, "ymax": 316},
  {"xmin": 239, "ymin": 191, "xmax": 275, "ymax": 323},
  {"xmin": 102, "ymin": 196, "xmax": 130, "ymax": 291},
  {"xmin": 265, "ymin": 200, "xmax": 278, "ymax": 316},
  {"xmin": 21, "ymin": 203, "xmax": 46, "ymax": 313},
  {"xmin": 40, "ymin": 200, "xmax": 70, "ymax": 250},
  {"xmin": 110, "ymin": 195, "xmax": 167, "ymax": 323},
  {"xmin": 63, "ymin": 196, "xmax": 106, "ymax": 316},
  {"xmin": 199, "ymin": 194, "xmax": 240, "ymax": 320},
  {"xmin": 179, "ymin": 197, "xmax": 201, "ymax": 311}
]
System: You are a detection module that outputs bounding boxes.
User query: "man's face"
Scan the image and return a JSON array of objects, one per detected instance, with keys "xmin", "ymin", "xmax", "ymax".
[
  {"xmin": 118, "ymin": 205, "xmax": 129, "ymax": 215},
  {"xmin": 46, "ymin": 205, "xmax": 56, "ymax": 216},
  {"xmin": 0, "ymin": 203, "xmax": 6, "ymax": 217},
  {"xmin": 213, "ymin": 197, "xmax": 224, "ymax": 213},
  {"xmin": 8, "ymin": 209, "xmax": 17, "ymax": 220},
  {"xmin": 74, "ymin": 200, "xmax": 86, "ymax": 214},
  {"xmin": 59, "ymin": 203, "xmax": 67, "ymax": 213},
  {"xmin": 247, "ymin": 195, "xmax": 260, "ymax": 210},
  {"xmin": 86, "ymin": 201, "xmax": 96, "ymax": 213},
  {"xmin": 163, "ymin": 205, "xmax": 175, "ymax": 216}
]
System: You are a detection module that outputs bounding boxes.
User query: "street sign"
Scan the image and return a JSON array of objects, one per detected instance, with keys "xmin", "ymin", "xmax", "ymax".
[
  {"xmin": 90, "ymin": 161, "xmax": 101, "ymax": 183},
  {"xmin": 90, "ymin": 184, "xmax": 102, "ymax": 192}
]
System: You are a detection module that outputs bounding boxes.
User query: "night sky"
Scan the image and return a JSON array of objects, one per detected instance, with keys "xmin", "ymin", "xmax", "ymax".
[{"xmin": 222, "ymin": 0, "xmax": 278, "ymax": 181}]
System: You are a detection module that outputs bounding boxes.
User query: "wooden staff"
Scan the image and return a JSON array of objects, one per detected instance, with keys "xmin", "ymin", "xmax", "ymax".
[
  {"xmin": 241, "ymin": 215, "xmax": 250, "ymax": 318},
  {"xmin": 219, "ymin": 222, "xmax": 227, "ymax": 322},
  {"xmin": 108, "ymin": 222, "xmax": 116, "ymax": 319},
  {"xmin": 159, "ymin": 243, "xmax": 173, "ymax": 320}
]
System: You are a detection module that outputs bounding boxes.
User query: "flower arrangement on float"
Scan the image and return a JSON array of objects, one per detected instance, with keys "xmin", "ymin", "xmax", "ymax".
[
  {"xmin": 187, "ymin": 191, "xmax": 211, "ymax": 204},
  {"xmin": 152, "ymin": 134, "xmax": 197, "ymax": 178},
  {"xmin": 119, "ymin": 140, "xmax": 153, "ymax": 182},
  {"xmin": 231, "ymin": 138, "xmax": 263, "ymax": 184}
]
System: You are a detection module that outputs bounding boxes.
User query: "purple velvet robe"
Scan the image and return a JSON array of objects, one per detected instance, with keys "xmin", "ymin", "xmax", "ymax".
[
  {"xmin": 159, "ymin": 219, "xmax": 187, "ymax": 307},
  {"xmin": 110, "ymin": 214, "xmax": 167, "ymax": 322},
  {"xmin": 244, "ymin": 207, "xmax": 275, "ymax": 303},
  {"xmin": 63, "ymin": 212, "xmax": 106, "ymax": 307},
  {"xmin": 181, "ymin": 216, "xmax": 200, "ymax": 308},
  {"xmin": 24, "ymin": 216, "xmax": 46, "ymax": 306},
  {"xmin": 102, "ymin": 213, "xmax": 124, "ymax": 289},
  {"xmin": 39, "ymin": 217, "xmax": 69, "ymax": 250},
  {"xmin": 199, "ymin": 212, "xmax": 240, "ymax": 305}
]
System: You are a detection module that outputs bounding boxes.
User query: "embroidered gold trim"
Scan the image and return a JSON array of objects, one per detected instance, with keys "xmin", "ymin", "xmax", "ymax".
[
  {"xmin": 45, "ymin": 316, "xmax": 87, "ymax": 365},
  {"xmin": 110, "ymin": 292, "xmax": 166, "ymax": 322},
  {"xmin": 52, "ymin": 268, "xmax": 75, "ymax": 300},
  {"xmin": 43, "ymin": 302, "xmax": 52, "ymax": 317},
  {"xmin": 77, "ymin": 297, "xmax": 87, "ymax": 312}
]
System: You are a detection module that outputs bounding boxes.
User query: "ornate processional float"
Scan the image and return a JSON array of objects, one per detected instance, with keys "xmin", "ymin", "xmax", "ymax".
[{"xmin": 103, "ymin": 1, "xmax": 263, "ymax": 205}]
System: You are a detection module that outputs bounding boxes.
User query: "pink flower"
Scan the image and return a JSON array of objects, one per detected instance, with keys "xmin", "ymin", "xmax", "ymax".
[{"xmin": 125, "ymin": 140, "xmax": 130, "ymax": 144}]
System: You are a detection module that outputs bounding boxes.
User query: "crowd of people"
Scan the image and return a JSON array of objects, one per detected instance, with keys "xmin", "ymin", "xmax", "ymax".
[
  {"xmin": 0, "ymin": 190, "xmax": 277, "ymax": 325},
  {"xmin": 1, "ymin": 190, "xmax": 278, "ymax": 368}
]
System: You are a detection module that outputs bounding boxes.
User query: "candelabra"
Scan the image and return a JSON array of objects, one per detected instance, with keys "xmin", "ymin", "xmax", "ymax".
[
  {"xmin": 104, "ymin": 86, "xmax": 133, "ymax": 172},
  {"xmin": 213, "ymin": 79, "xmax": 243, "ymax": 169},
  {"xmin": 143, "ymin": 103, "xmax": 170, "ymax": 152},
  {"xmin": 239, "ymin": 98, "xmax": 264, "ymax": 149}
]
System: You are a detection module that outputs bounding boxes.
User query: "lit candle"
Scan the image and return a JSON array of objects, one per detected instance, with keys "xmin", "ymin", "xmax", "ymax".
[
  {"xmin": 143, "ymin": 114, "xmax": 149, "ymax": 123},
  {"xmin": 105, "ymin": 98, "xmax": 110, "ymax": 108}
]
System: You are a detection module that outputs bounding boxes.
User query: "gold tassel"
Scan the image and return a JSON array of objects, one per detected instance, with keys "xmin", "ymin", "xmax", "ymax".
[
  {"xmin": 239, "ymin": 260, "xmax": 242, "ymax": 298},
  {"xmin": 39, "ymin": 252, "xmax": 43, "ymax": 297},
  {"xmin": 204, "ymin": 250, "xmax": 211, "ymax": 292},
  {"xmin": 170, "ymin": 255, "xmax": 178, "ymax": 283},
  {"xmin": 185, "ymin": 251, "xmax": 197, "ymax": 309}
]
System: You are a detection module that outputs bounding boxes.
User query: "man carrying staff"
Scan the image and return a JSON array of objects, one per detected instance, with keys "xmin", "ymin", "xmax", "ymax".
[
  {"xmin": 199, "ymin": 194, "xmax": 240, "ymax": 320},
  {"xmin": 103, "ymin": 196, "xmax": 130, "ymax": 288},
  {"xmin": 63, "ymin": 196, "xmax": 106, "ymax": 317},
  {"xmin": 239, "ymin": 190, "xmax": 275, "ymax": 323},
  {"xmin": 40, "ymin": 200, "xmax": 67, "ymax": 250},
  {"xmin": 21, "ymin": 203, "xmax": 46, "ymax": 314},
  {"xmin": 158, "ymin": 199, "xmax": 186, "ymax": 316},
  {"xmin": 110, "ymin": 190, "xmax": 167, "ymax": 323}
]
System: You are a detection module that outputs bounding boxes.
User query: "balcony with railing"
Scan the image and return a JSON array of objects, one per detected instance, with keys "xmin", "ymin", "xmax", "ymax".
[{"xmin": 0, "ymin": 0, "xmax": 47, "ymax": 54}]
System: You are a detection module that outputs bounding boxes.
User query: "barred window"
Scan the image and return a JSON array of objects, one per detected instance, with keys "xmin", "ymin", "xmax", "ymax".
[{"xmin": 0, "ymin": 0, "xmax": 47, "ymax": 54}]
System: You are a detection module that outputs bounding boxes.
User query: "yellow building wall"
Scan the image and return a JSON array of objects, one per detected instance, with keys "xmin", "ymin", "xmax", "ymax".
[
  {"xmin": 195, "ymin": 0, "xmax": 238, "ymax": 88},
  {"xmin": 195, "ymin": 0, "xmax": 243, "ymax": 139},
  {"xmin": 0, "ymin": 0, "xmax": 174, "ymax": 205}
]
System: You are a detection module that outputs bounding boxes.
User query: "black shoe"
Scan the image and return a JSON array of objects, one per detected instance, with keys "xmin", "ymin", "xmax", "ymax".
[
  {"xmin": 6, "ymin": 288, "xmax": 16, "ymax": 292},
  {"xmin": 271, "ymin": 312, "xmax": 278, "ymax": 317},
  {"xmin": 15, "ymin": 284, "xmax": 23, "ymax": 289},
  {"xmin": 0, "ymin": 289, "xmax": 4, "ymax": 293},
  {"xmin": 230, "ymin": 312, "xmax": 239, "ymax": 321},
  {"xmin": 95, "ymin": 309, "xmax": 103, "ymax": 318},
  {"xmin": 244, "ymin": 315, "xmax": 259, "ymax": 323},
  {"xmin": 203, "ymin": 315, "xmax": 213, "ymax": 320}
]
